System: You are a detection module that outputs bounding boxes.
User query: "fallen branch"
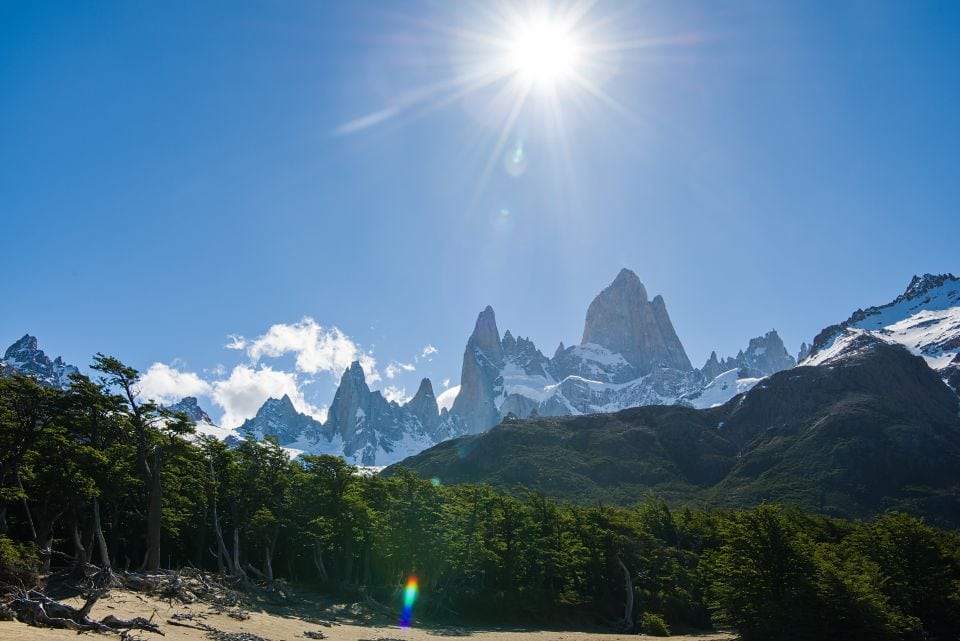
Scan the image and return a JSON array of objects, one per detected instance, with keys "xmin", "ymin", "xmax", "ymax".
[{"xmin": 1, "ymin": 585, "xmax": 163, "ymax": 635}]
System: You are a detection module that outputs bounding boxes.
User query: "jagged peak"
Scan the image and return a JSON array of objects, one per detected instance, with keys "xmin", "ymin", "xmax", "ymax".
[
  {"xmin": 554, "ymin": 341, "xmax": 566, "ymax": 359},
  {"xmin": 4, "ymin": 334, "xmax": 39, "ymax": 358},
  {"xmin": 263, "ymin": 394, "xmax": 296, "ymax": 411},
  {"xmin": 412, "ymin": 377, "xmax": 435, "ymax": 399},
  {"xmin": 168, "ymin": 396, "xmax": 214, "ymax": 424},
  {"xmin": 468, "ymin": 305, "xmax": 502, "ymax": 356},
  {"xmin": 903, "ymin": 273, "xmax": 959, "ymax": 300},
  {"xmin": 606, "ymin": 268, "xmax": 649, "ymax": 301}
]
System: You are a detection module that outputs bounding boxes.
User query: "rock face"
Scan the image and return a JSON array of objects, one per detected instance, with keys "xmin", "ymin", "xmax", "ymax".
[
  {"xmin": 317, "ymin": 361, "xmax": 436, "ymax": 465},
  {"xmin": 581, "ymin": 268, "xmax": 692, "ymax": 373},
  {"xmin": 2, "ymin": 334, "xmax": 78, "ymax": 388},
  {"xmin": 406, "ymin": 378, "xmax": 441, "ymax": 439},
  {"xmin": 238, "ymin": 394, "xmax": 323, "ymax": 446},
  {"xmin": 450, "ymin": 306, "xmax": 505, "ymax": 434},
  {"xmin": 804, "ymin": 273, "xmax": 960, "ymax": 395},
  {"xmin": 437, "ymin": 269, "xmax": 782, "ymax": 433},
  {"xmin": 167, "ymin": 396, "xmax": 213, "ymax": 425},
  {"xmin": 390, "ymin": 340, "xmax": 960, "ymax": 527}
]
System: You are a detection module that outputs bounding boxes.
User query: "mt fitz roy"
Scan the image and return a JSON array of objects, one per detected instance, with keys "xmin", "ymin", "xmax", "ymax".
[{"xmin": 5, "ymin": 269, "xmax": 960, "ymax": 466}]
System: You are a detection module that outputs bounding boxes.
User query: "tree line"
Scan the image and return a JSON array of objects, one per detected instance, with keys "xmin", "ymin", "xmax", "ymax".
[{"xmin": 1, "ymin": 358, "xmax": 959, "ymax": 640}]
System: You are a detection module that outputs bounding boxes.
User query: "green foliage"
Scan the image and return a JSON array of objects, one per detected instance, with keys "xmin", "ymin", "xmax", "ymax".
[
  {"xmin": 0, "ymin": 536, "xmax": 39, "ymax": 588},
  {"xmin": 639, "ymin": 612, "xmax": 670, "ymax": 636},
  {"xmin": 2, "ymin": 364, "xmax": 960, "ymax": 640}
]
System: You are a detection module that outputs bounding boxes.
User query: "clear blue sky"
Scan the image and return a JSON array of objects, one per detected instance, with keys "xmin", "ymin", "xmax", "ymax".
[{"xmin": 2, "ymin": 1, "xmax": 958, "ymax": 424}]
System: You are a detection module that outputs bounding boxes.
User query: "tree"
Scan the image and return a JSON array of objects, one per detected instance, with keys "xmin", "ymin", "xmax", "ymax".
[
  {"xmin": 91, "ymin": 355, "xmax": 193, "ymax": 570},
  {"xmin": 0, "ymin": 375, "xmax": 59, "ymax": 536}
]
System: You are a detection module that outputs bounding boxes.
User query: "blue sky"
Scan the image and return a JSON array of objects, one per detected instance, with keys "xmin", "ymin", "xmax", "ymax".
[{"xmin": 2, "ymin": 1, "xmax": 958, "ymax": 425}]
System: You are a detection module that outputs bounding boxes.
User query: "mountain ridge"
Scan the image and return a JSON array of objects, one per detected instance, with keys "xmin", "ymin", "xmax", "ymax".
[{"xmin": 6, "ymin": 270, "xmax": 958, "ymax": 467}]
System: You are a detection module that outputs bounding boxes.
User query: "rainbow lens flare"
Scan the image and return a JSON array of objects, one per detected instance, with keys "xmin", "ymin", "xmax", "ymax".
[{"xmin": 399, "ymin": 576, "xmax": 419, "ymax": 627}]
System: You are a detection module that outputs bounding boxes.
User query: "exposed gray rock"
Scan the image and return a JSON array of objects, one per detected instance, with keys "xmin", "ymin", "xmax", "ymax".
[
  {"xmin": 450, "ymin": 306, "xmax": 505, "ymax": 434},
  {"xmin": 238, "ymin": 394, "xmax": 323, "ymax": 446},
  {"xmin": 581, "ymin": 269, "xmax": 692, "ymax": 373},
  {"xmin": 405, "ymin": 378, "xmax": 440, "ymax": 439},
  {"xmin": 167, "ymin": 396, "xmax": 213, "ymax": 425},
  {"xmin": 2, "ymin": 334, "xmax": 79, "ymax": 388}
]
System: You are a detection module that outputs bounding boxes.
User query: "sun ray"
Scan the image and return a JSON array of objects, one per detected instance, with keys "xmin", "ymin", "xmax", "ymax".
[{"xmin": 331, "ymin": 0, "xmax": 705, "ymax": 215}]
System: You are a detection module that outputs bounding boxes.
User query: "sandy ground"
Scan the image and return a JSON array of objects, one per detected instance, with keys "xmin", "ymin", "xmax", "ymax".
[{"xmin": 0, "ymin": 588, "xmax": 734, "ymax": 641}]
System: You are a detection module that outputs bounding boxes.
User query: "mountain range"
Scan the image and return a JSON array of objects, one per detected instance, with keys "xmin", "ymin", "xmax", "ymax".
[
  {"xmin": 388, "ymin": 337, "xmax": 960, "ymax": 526},
  {"xmin": 4, "ymin": 270, "xmax": 959, "ymax": 468}
]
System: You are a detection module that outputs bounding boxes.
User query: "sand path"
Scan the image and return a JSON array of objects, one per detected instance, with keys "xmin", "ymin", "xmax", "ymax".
[{"xmin": 0, "ymin": 590, "xmax": 733, "ymax": 641}]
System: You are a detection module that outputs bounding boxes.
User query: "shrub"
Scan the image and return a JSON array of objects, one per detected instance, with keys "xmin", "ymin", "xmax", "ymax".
[
  {"xmin": 0, "ymin": 536, "xmax": 39, "ymax": 589},
  {"xmin": 640, "ymin": 612, "xmax": 671, "ymax": 636}
]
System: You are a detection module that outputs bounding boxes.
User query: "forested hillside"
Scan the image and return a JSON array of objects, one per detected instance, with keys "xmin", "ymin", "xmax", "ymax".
[{"xmin": 2, "ymin": 358, "xmax": 960, "ymax": 640}]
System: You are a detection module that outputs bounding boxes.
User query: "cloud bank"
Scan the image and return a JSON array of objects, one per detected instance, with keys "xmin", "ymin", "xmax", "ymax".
[{"xmin": 137, "ymin": 316, "xmax": 440, "ymax": 430}]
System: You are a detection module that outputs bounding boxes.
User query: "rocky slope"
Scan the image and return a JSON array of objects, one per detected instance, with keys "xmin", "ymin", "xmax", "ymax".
[
  {"xmin": 0, "ymin": 269, "xmax": 797, "ymax": 465},
  {"xmin": 388, "ymin": 340, "xmax": 960, "ymax": 527},
  {"xmin": 1, "ymin": 334, "xmax": 78, "ymax": 388},
  {"xmin": 440, "ymin": 269, "xmax": 789, "ymax": 430},
  {"xmin": 12, "ymin": 271, "xmax": 956, "ymax": 469},
  {"xmin": 804, "ymin": 273, "xmax": 960, "ymax": 395}
]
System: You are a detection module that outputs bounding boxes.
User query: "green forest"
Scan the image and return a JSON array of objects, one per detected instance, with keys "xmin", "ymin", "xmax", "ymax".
[{"xmin": 2, "ymin": 358, "xmax": 960, "ymax": 641}]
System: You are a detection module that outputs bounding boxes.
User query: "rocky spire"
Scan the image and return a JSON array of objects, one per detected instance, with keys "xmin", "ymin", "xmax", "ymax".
[
  {"xmin": 2, "ymin": 334, "xmax": 78, "ymax": 388},
  {"xmin": 326, "ymin": 361, "xmax": 372, "ymax": 442},
  {"xmin": 554, "ymin": 341, "xmax": 566, "ymax": 359},
  {"xmin": 238, "ymin": 394, "xmax": 322, "ymax": 446},
  {"xmin": 471, "ymin": 305, "xmax": 504, "ymax": 362},
  {"xmin": 450, "ymin": 306, "xmax": 505, "ymax": 434},
  {"xmin": 167, "ymin": 396, "xmax": 213, "ymax": 425},
  {"xmin": 405, "ymin": 378, "xmax": 440, "ymax": 438},
  {"xmin": 581, "ymin": 269, "xmax": 692, "ymax": 373},
  {"xmin": 701, "ymin": 351, "xmax": 724, "ymax": 381},
  {"xmin": 4, "ymin": 334, "xmax": 39, "ymax": 359},
  {"xmin": 739, "ymin": 330, "xmax": 796, "ymax": 376}
]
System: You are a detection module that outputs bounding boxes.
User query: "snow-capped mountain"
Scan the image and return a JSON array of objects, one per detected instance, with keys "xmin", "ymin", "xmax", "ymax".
[
  {"xmin": 172, "ymin": 268, "xmax": 760, "ymax": 464},
  {"xmin": 29, "ymin": 269, "xmax": 958, "ymax": 467},
  {"xmin": 439, "ymin": 268, "xmax": 788, "ymax": 424},
  {"xmin": 237, "ymin": 394, "xmax": 325, "ymax": 445},
  {"xmin": 2, "ymin": 334, "xmax": 79, "ymax": 388},
  {"xmin": 803, "ymin": 273, "xmax": 960, "ymax": 395},
  {"xmin": 166, "ymin": 396, "xmax": 237, "ymax": 441}
]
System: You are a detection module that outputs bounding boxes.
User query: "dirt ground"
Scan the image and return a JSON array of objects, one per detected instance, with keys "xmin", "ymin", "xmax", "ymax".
[{"xmin": 0, "ymin": 588, "xmax": 735, "ymax": 641}]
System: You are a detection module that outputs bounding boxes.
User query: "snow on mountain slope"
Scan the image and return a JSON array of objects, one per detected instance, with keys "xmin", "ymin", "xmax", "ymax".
[
  {"xmin": 804, "ymin": 274, "xmax": 960, "ymax": 393},
  {"xmin": 683, "ymin": 369, "xmax": 764, "ymax": 409},
  {"xmin": 2, "ymin": 335, "xmax": 78, "ymax": 388}
]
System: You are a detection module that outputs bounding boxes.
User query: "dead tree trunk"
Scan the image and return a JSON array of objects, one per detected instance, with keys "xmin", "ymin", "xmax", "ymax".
[
  {"xmin": 145, "ymin": 451, "xmax": 163, "ymax": 571},
  {"xmin": 231, "ymin": 528, "xmax": 247, "ymax": 582},
  {"xmin": 208, "ymin": 457, "xmax": 235, "ymax": 576},
  {"xmin": 92, "ymin": 498, "xmax": 111, "ymax": 571},
  {"xmin": 615, "ymin": 556, "xmax": 634, "ymax": 632},
  {"xmin": 263, "ymin": 545, "xmax": 274, "ymax": 582},
  {"xmin": 71, "ymin": 523, "xmax": 87, "ymax": 574},
  {"xmin": 312, "ymin": 543, "xmax": 329, "ymax": 582},
  {"xmin": 17, "ymin": 471, "xmax": 37, "ymax": 545}
]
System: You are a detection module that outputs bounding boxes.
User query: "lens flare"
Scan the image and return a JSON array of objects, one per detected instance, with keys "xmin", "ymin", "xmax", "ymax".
[{"xmin": 399, "ymin": 576, "xmax": 419, "ymax": 627}]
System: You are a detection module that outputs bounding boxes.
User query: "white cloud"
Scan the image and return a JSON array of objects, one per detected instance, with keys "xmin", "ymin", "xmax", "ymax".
[
  {"xmin": 441, "ymin": 378, "xmax": 451, "ymax": 389},
  {"xmin": 436, "ymin": 385, "xmax": 460, "ymax": 412},
  {"xmin": 138, "ymin": 363, "xmax": 212, "ymax": 405},
  {"xmin": 385, "ymin": 361, "xmax": 416, "ymax": 379},
  {"xmin": 421, "ymin": 344, "xmax": 438, "ymax": 359},
  {"xmin": 236, "ymin": 317, "xmax": 379, "ymax": 383},
  {"xmin": 225, "ymin": 335, "xmax": 246, "ymax": 350},
  {"xmin": 381, "ymin": 386, "xmax": 411, "ymax": 405},
  {"xmin": 211, "ymin": 364, "xmax": 327, "ymax": 429}
]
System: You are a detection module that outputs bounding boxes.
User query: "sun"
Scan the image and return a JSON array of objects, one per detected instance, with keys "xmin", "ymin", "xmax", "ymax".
[{"xmin": 505, "ymin": 15, "xmax": 581, "ymax": 87}]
